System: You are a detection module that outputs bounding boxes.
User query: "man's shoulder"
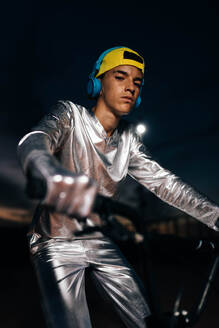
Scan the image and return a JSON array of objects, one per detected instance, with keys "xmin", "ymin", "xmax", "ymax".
[
  {"xmin": 56, "ymin": 100, "xmax": 87, "ymax": 112},
  {"xmin": 50, "ymin": 100, "xmax": 89, "ymax": 118}
]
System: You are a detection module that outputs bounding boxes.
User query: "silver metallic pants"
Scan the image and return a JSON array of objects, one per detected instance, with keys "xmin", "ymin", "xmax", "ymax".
[{"xmin": 32, "ymin": 237, "xmax": 151, "ymax": 327}]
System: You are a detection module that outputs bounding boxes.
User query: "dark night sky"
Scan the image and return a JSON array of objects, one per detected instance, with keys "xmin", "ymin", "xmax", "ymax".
[{"xmin": 1, "ymin": 0, "xmax": 219, "ymax": 218}]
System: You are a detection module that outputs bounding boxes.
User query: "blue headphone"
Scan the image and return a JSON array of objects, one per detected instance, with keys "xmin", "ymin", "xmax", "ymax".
[{"xmin": 87, "ymin": 46, "xmax": 144, "ymax": 109}]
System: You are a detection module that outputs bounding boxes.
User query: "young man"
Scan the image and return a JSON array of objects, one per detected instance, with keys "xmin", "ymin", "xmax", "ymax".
[{"xmin": 17, "ymin": 46, "xmax": 219, "ymax": 328}]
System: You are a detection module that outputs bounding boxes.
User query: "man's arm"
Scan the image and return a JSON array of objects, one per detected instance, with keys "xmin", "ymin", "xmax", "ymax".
[
  {"xmin": 17, "ymin": 101, "xmax": 97, "ymax": 218},
  {"xmin": 128, "ymin": 130, "xmax": 219, "ymax": 230}
]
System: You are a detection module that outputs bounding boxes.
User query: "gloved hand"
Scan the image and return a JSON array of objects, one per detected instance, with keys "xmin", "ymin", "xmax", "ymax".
[{"xmin": 26, "ymin": 153, "xmax": 98, "ymax": 219}]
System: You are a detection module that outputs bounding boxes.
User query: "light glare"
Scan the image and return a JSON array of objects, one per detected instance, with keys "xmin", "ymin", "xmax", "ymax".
[{"xmin": 136, "ymin": 124, "xmax": 147, "ymax": 135}]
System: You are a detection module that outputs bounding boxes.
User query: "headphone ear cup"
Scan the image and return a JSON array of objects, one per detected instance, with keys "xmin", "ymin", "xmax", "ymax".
[
  {"xmin": 134, "ymin": 82, "xmax": 144, "ymax": 109},
  {"xmin": 87, "ymin": 77, "xmax": 101, "ymax": 98},
  {"xmin": 134, "ymin": 95, "xmax": 141, "ymax": 109}
]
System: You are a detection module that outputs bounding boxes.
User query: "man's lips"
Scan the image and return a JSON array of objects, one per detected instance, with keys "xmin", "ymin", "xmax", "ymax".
[{"xmin": 121, "ymin": 96, "xmax": 133, "ymax": 103}]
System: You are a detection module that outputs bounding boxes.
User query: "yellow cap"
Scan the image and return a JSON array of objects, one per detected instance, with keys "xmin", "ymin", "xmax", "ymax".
[{"xmin": 95, "ymin": 47, "xmax": 145, "ymax": 78}]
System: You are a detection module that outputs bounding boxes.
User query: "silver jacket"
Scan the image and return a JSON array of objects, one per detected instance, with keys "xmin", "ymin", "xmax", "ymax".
[{"xmin": 17, "ymin": 100, "xmax": 219, "ymax": 244}]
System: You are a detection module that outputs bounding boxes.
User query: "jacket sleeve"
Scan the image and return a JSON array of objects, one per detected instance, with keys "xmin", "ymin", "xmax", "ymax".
[
  {"xmin": 17, "ymin": 100, "xmax": 74, "ymax": 171},
  {"xmin": 128, "ymin": 130, "xmax": 219, "ymax": 230},
  {"xmin": 17, "ymin": 100, "xmax": 74, "ymax": 198}
]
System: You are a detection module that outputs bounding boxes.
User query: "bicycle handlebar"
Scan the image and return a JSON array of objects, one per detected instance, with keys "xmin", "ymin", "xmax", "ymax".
[
  {"xmin": 93, "ymin": 194, "xmax": 141, "ymax": 224},
  {"xmin": 73, "ymin": 194, "xmax": 144, "ymax": 242}
]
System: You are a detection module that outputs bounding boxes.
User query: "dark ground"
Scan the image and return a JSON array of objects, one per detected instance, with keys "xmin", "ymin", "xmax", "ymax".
[{"xmin": 0, "ymin": 223, "xmax": 218, "ymax": 328}]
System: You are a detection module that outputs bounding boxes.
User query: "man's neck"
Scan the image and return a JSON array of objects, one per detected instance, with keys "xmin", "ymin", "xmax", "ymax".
[{"xmin": 93, "ymin": 101, "xmax": 120, "ymax": 137}]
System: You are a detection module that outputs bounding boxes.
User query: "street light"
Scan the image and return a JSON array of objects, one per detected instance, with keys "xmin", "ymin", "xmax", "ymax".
[{"xmin": 136, "ymin": 123, "xmax": 147, "ymax": 136}]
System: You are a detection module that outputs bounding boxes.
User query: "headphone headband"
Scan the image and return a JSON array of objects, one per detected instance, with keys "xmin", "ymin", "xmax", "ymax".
[{"xmin": 90, "ymin": 46, "xmax": 125, "ymax": 78}]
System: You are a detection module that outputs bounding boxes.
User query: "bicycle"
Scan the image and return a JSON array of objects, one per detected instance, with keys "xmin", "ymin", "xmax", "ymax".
[{"xmin": 83, "ymin": 195, "xmax": 219, "ymax": 328}]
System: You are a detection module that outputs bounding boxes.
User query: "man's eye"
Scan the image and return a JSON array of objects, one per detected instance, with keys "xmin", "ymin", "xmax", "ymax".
[{"xmin": 115, "ymin": 76, "xmax": 124, "ymax": 80}]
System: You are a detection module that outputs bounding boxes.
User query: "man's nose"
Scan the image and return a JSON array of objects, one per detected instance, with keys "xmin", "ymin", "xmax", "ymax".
[{"xmin": 125, "ymin": 81, "xmax": 135, "ymax": 95}]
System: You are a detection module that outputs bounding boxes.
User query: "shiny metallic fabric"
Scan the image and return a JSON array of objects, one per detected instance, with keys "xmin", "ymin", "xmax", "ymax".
[
  {"xmin": 17, "ymin": 100, "xmax": 219, "ymax": 244},
  {"xmin": 32, "ymin": 237, "xmax": 150, "ymax": 327}
]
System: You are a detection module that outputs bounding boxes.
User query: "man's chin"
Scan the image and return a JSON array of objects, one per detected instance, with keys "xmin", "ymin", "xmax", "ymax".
[{"xmin": 114, "ymin": 104, "xmax": 134, "ymax": 116}]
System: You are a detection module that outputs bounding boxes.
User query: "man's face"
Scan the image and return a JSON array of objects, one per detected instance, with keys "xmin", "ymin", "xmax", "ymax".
[{"xmin": 99, "ymin": 65, "xmax": 143, "ymax": 116}]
